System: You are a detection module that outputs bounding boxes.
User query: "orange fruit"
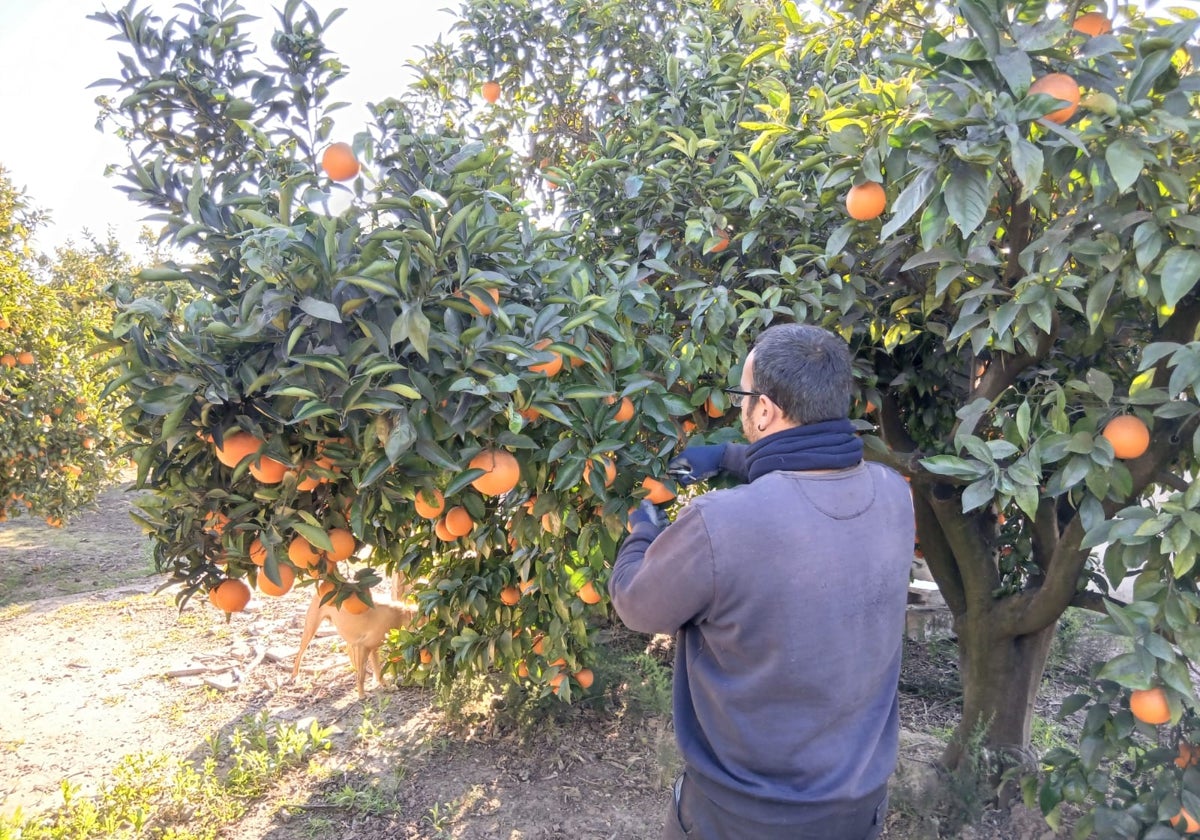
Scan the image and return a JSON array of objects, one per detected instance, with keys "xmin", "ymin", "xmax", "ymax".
[
  {"xmin": 214, "ymin": 431, "xmax": 264, "ymax": 468},
  {"xmin": 518, "ymin": 660, "xmax": 530, "ymax": 677},
  {"xmin": 466, "ymin": 287, "xmax": 501, "ymax": 316},
  {"xmin": 249, "ymin": 455, "xmax": 288, "ymax": 484},
  {"xmin": 641, "ymin": 476, "xmax": 676, "ymax": 505},
  {"xmin": 1173, "ymin": 808, "xmax": 1200, "ymax": 834},
  {"xmin": 444, "ymin": 505, "xmax": 474, "ymax": 537},
  {"xmin": 0, "ymin": 354, "xmax": 14, "ymax": 368},
  {"xmin": 1072, "ymin": 11, "xmax": 1112, "ymax": 36},
  {"xmin": 519, "ymin": 406, "xmax": 540, "ymax": 423},
  {"xmin": 1029, "ymin": 73, "xmax": 1080, "ymax": 124},
  {"xmin": 1130, "ymin": 686, "xmax": 1171, "ymax": 725},
  {"xmin": 340, "ymin": 592, "xmax": 370, "ymax": 614},
  {"xmin": 82, "ymin": 437, "xmax": 97, "ymax": 450},
  {"xmin": 16, "ymin": 351, "xmax": 34, "ymax": 365},
  {"xmin": 321, "ymin": 141, "xmax": 360, "ymax": 181},
  {"xmin": 608, "ymin": 395, "xmax": 635, "ymax": 423},
  {"xmin": 1102, "ymin": 415, "xmax": 1150, "ymax": 459},
  {"xmin": 434, "ymin": 516, "xmax": 457, "ymax": 541},
  {"xmin": 482, "ymin": 79, "xmax": 501, "ymax": 103},
  {"xmin": 0, "ymin": 315, "xmax": 8, "ymax": 329},
  {"xmin": 574, "ymin": 668, "xmax": 594, "ymax": 690},
  {"xmin": 682, "ymin": 419, "xmax": 697, "ymax": 435},
  {"xmin": 414, "ymin": 487, "xmax": 446, "ymax": 519},
  {"xmin": 203, "ymin": 511, "xmax": 229, "ymax": 534},
  {"xmin": 499, "ymin": 585, "xmax": 521, "ymax": 606},
  {"xmin": 519, "ymin": 579, "xmax": 536, "ymax": 594},
  {"xmin": 248, "ymin": 538, "xmax": 267, "ymax": 566},
  {"xmin": 578, "ymin": 580, "xmax": 602, "ymax": 605},
  {"xmin": 583, "ymin": 457, "xmax": 617, "ymax": 488},
  {"xmin": 295, "ymin": 456, "xmax": 335, "ymax": 491},
  {"xmin": 704, "ymin": 395, "xmax": 724, "ymax": 418},
  {"xmin": 708, "ymin": 230, "xmax": 730, "ymax": 253},
  {"xmin": 469, "ymin": 448, "xmax": 521, "ymax": 496},
  {"xmin": 325, "ymin": 528, "xmax": 356, "ymax": 562},
  {"xmin": 420, "ymin": 648, "xmax": 433, "ymax": 664},
  {"xmin": 257, "ymin": 563, "xmax": 295, "ymax": 597},
  {"xmin": 531, "ymin": 634, "xmax": 545, "ymax": 655},
  {"xmin": 1176, "ymin": 741, "xmax": 1199, "ymax": 769},
  {"xmin": 288, "ymin": 535, "xmax": 322, "ymax": 569},
  {"xmin": 209, "ymin": 578, "xmax": 251, "ymax": 613},
  {"xmin": 846, "ymin": 181, "xmax": 887, "ymax": 220},
  {"xmin": 530, "ymin": 339, "xmax": 563, "ymax": 376}
]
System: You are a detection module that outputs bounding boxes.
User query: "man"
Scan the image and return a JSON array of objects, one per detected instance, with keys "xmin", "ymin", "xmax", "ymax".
[{"xmin": 609, "ymin": 324, "xmax": 914, "ymax": 840}]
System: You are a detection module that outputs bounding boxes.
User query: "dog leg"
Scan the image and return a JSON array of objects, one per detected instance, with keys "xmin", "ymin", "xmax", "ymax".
[{"xmin": 291, "ymin": 592, "xmax": 325, "ymax": 680}]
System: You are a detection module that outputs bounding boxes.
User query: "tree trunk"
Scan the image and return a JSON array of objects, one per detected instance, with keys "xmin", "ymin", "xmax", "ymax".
[{"xmin": 943, "ymin": 610, "xmax": 1057, "ymax": 774}]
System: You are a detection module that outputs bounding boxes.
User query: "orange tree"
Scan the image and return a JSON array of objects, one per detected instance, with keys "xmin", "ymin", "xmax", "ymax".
[
  {"xmin": 90, "ymin": 0, "xmax": 752, "ymax": 699},
  {"xmin": 0, "ymin": 170, "xmax": 125, "ymax": 525},
  {"xmin": 428, "ymin": 0, "xmax": 1200, "ymax": 832},
  {"xmin": 723, "ymin": 0, "xmax": 1200, "ymax": 835}
]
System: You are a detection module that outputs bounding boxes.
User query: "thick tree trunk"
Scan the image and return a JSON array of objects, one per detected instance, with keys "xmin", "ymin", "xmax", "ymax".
[{"xmin": 943, "ymin": 611, "xmax": 1057, "ymax": 773}]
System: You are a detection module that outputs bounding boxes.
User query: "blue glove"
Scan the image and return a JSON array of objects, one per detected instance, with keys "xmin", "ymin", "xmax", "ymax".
[
  {"xmin": 668, "ymin": 444, "xmax": 727, "ymax": 486},
  {"xmin": 628, "ymin": 500, "xmax": 670, "ymax": 534}
]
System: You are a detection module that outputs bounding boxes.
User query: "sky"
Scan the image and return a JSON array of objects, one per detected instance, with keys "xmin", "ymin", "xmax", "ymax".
[{"xmin": 0, "ymin": 1, "xmax": 459, "ymax": 253}]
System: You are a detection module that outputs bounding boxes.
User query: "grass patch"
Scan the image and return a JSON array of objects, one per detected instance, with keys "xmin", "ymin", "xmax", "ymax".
[{"xmin": 0, "ymin": 713, "xmax": 335, "ymax": 840}]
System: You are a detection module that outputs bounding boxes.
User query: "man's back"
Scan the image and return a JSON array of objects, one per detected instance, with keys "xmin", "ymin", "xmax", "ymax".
[{"xmin": 610, "ymin": 461, "xmax": 914, "ymax": 821}]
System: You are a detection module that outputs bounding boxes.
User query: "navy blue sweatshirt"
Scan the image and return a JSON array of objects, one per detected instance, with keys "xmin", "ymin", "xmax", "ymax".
[{"xmin": 609, "ymin": 456, "xmax": 913, "ymax": 823}]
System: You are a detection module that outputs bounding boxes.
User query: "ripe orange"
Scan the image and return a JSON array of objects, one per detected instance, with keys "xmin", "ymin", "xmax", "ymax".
[
  {"xmin": 82, "ymin": 437, "xmax": 97, "ymax": 450},
  {"xmin": 249, "ymin": 455, "xmax": 288, "ymax": 484},
  {"xmin": 340, "ymin": 592, "xmax": 371, "ymax": 614},
  {"xmin": 499, "ymin": 585, "xmax": 521, "ymax": 606},
  {"xmin": 321, "ymin": 142, "xmax": 360, "ymax": 181},
  {"xmin": 209, "ymin": 578, "xmax": 251, "ymax": 613},
  {"xmin": 574, "ymin": 668, "xmax": 594, "ymax": 690},
  {"xmin": 16, "ymin": 351, "xmax": 34, "ymax": 365},
  {"xmin": 257, "ymin": 563, "xmax": 295, "ymax": 597},
  {"xmin": 248, "ymin": 538, "xmax": 267, "ymax": 566},
  {"xmin": 608, "ymin": 395, "xmax": 635, "ymax": 423},
  {"xmin": 1172, "ymin": 807, "xmax": 1200, "ymax": 834},
  {"xmin": 1072, "ymin": 11, "xmax": 1112, "ymax": 36},
  {"xmin": 288, "ymin": 535, "xmax": 322, "ymax": 569},
  {"xmin": 708, "ymin": 230, "xmax": 731, "ymax": 253},
  {"xmin": 704, "ymin": 395, "xmax": 724, "ymax": 418},
  {"xmin": 1177, "ymin": 741, "xmax": 1199, "ymax": 769},
  {"xmin": 642, "ymin": 476, "xmax": 676, "ymax": 505},
  {"xmin": 530, "ymin": 339, "xmax": 563, "ymax": 377},
  {"xmin": 469, "ymin": 448, "xmax": 521, "ymax": 496},
  {"xmin": 434, "ymin": 516, "xmax": 457, "ymax": 541},
  {"xmin": 531, "ymin": 634, "xmax": 545, "ymax": 655},
  {"xmin": 583, "ymin": 457, "xmax": 617, "ymax": 488},
  {"xmin": 295, "ymin": 456, "xmax": 335, "ymax": 491},
  {"xmin": 518, "ymin": 660, "xmax": 530, "ymax": 677},
  {"xmin": 444, "ymin": 505, "xmax": 474, "ymax": 537},
  {"xmin": 578, "ymin": 580, "xmax": 602, "ymax": 605},
  {"xmin": 1130, "ymin": 686, "xmax": 1171, "ymax": 725},
  {"xmin": 846, "ymin": 181, "xmax": 887, "ymax": 221},
  {"xmin": 468, "ymin": 286, "xmax": 501, "ymax": 316},
  {"xmin": 214, "ymin": 431, "xmax": 264, "ymax": 468},
  {"xmin": 0, "ymin": 315, "xmax": 8, "ymax": 329},
  {"xmin": 325, "ymin": 528, "xmax": 356, "ymax": 562},
  {"xmin": 420, "ymin": 648, "xmax": 433, "ymax": 664},
  {"xmin": 414, "ymin": 487, "xmax": 446, "ymax": 519},
  {"xmin": 203, "ymin": 511, "xmax": 229, "ymax": 534},
  {"xmin": 482, "ymin": 79, "xmax": 501, "ymax": 103},
  {"xmin": 1029, "ymin": 73, "xmax": 1080, "ymax": 124},
  {"xmin": 1102, "ymin": 415, "xmax": 1150, "ymax": 459},
  {"xmin": 0, "ymin": 354, "xmax": 14, "ymax": 368}
]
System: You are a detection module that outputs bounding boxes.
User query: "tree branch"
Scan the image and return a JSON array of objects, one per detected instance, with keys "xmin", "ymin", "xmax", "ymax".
[
  {"xmin": 915, "ymin": 488, "xmax": 967, "ymax": 616},
  {"xmin": 930, "ymin": 484, "xmax": 1000, "ymax": 613}
]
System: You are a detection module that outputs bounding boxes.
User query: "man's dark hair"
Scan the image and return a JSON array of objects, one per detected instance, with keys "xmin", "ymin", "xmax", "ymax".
[{"xmin": 751, "ymin": 324, "xmax": 853, "ymax": 424}]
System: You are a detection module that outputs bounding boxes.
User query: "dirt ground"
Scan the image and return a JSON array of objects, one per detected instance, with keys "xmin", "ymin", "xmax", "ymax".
[{"xmin": 0, "ymin": 480, "xmax": 1080, "ymax": 839}]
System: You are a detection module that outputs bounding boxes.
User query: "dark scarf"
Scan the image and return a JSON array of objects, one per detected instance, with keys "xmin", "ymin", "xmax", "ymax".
[{"xmin": 745, "ymin": 419, "xmax": 863, "ymax": 483}]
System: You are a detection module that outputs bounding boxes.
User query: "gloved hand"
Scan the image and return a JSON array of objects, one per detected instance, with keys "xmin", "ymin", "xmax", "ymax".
[
  {"xmin": 668, "ymin": 444, "xmax": 727, "ymax": 486},
  {"xmin": 628, "ymin": 500, "xmax": 670, "ymax": 534}
]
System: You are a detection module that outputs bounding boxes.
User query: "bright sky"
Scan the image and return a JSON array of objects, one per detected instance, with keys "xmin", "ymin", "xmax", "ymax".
[{"xmin": 0, "ymin": 1, "xmax": 458, "ymax": 253}]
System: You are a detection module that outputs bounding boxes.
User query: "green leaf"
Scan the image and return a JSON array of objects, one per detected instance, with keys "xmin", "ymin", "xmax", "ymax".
[
  {"xmin": 957, "ymin": 0, "xmax": 1000, "ymax": 55},
  {"xmin": 880, "ymin": 168, "xmax": 937, "ymax": 240},
  {"xmin": 1159, "ymin": 247, "xmax": 1200, "ymax": 309},
  {"xmin": 1105, "ymin": 139, "xmax": 1143, "ymax": 192},
  {"xmin": 298, "ymin": 296, "xmax": 342, "ymax": 323},
  {"xmin": 1008, "ymin": 136, "xmax": 1044, "ymax": 203},
  {"xmin": 1127, "ymin": 49, "xmax": 1175, "ymax": 103},
  {"xmin": 943, "ymin": 162, "xmax": 991, "ymax": 237},
  {"xmin": 962, "ymin": 478, "xmax": 994, "ymax": 512}
]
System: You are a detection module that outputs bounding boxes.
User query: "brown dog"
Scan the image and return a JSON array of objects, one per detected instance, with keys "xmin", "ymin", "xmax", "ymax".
[{"xmin": 291, "ymin": 588, "xmax": 418, "ymax": 698}]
